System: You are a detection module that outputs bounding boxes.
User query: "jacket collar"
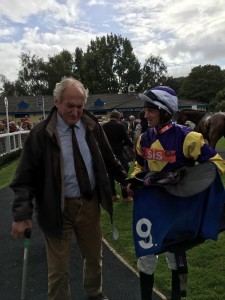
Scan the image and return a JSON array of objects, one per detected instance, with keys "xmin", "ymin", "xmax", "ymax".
[{"xmin": 45, "ymin": 106, "xmax": 98, "ymax": 137}]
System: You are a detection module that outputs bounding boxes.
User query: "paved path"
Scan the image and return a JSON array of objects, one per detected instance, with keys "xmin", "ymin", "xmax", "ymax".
[{"xmin": 0, "ymin": 186, "xmax": 164, "ymax": 300}]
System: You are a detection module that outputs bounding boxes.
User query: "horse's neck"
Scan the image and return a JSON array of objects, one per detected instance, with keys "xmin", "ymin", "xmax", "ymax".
[{"xmin": 186, "ymin": 111, "xmax": 208, "ymax": 124}]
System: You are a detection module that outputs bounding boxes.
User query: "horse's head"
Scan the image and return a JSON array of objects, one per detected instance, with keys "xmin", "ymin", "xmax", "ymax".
[{"xmin": 176, "ymin": 111, "xmax": 187, "ymax": 125}]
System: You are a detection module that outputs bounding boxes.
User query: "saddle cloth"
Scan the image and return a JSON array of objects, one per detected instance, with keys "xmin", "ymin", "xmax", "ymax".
[{"xmin": 131, "ymin": 162, "xmax": 217, "ymax": 197}]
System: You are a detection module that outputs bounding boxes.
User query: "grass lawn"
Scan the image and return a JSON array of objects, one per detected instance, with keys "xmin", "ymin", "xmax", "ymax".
[
  {"xmin": 1, "ymin": 138, "xmax": 225, "ymax": 299},
  {"xmin": 0, "ymin": 160, "xmax": 19, "ymax": 189},
  {"xmin": 217, "ymin": 137, "xmax": 225, "ymax": 149}
]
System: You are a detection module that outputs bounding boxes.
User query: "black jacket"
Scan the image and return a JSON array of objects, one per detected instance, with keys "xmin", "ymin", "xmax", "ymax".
[
  {"xmin": 11, "ymin": 107, "xmax": 127, "ymax": 237},
  {"xmin": 102, "ymin": 119, "xmax": 133, "ymax": 155}
]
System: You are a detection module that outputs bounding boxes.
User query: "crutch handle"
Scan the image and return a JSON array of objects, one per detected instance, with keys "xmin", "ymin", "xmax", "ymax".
[{"xmin": 24, "ymin": 228, "xmax": 32, "ymax": 239}]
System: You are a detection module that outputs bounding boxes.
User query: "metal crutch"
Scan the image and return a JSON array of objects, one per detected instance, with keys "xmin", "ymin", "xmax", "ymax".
[{"xmin": 21, "ymin": 228, "xmax": 32, "ymax": 300}]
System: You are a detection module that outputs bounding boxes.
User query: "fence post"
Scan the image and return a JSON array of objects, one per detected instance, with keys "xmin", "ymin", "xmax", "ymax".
[
  {"xmin": 0, "ymin": 131, "xmax": 30, "ymax": 156},
  {"xmin": 18, "ymin": 133, "xmax": 22, "ymax": 149},
  {"xmin": 5, "ymin": 136, "xmax": 11, "ymax": 153}
]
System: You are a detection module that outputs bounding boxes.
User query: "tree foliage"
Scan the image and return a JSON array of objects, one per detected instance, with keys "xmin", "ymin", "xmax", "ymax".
[
  {"xmin": 16, "ymin": 52, "xmax": 48, "ymax": 96},
  {"xmin": 0, "ymin": 79, "xmax": 16, "ymax": 97},
  {"xmin": 44, "ymin": 49, "xmax": 75, "ymax": 94},
  {"xmin": 179, "ymin": 65, "xmax": 225, "ymax": 102},
  {"xmin": 164, "ymin": 76, "xmax": 185, "ymax": 96},
  {"xmin": 1, "ymin": 34, "xmax": 143, "ymax": 95},
  {"xmin": 139, "ymin": 55, "xmax": 167, "ymax": 91},
  {"xmin": 209, "ymin": 87, "xmax": 225, "ymax": 111},
  {"xmin": 81, "ymin": 34, "xmax": 141, "ymax": 93},
  {"xmin": 1, "ymin": 34, "xmax": 224, "ymax": 100},
  {"xmin": 72, "ymin": 47, "xmax": 84, "ymax": 81}
]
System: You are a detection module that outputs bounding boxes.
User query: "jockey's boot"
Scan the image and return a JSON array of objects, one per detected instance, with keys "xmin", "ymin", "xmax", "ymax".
[
  {"xmin": 139, "ymin": 272, "xmax": 154, "ymax": 300},
  {"xmin": 171, "ymin": 270, "xmax": 186, "ymax": 300}
]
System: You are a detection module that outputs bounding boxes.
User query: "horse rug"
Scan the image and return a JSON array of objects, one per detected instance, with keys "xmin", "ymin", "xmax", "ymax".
[{"xmin": 133, "ymin": 163, "xmax": 225, "ymax": 257}]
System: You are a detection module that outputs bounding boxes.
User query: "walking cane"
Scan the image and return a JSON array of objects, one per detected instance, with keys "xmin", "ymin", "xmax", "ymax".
[{"xmin": 21, "ymin": 228, "xmax": 32, "ymax": 300}]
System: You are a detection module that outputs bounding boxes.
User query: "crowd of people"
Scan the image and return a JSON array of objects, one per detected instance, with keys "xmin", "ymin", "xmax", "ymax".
[
  {"xmin": 99, "ymin": 112, "xmax": 148, "ymax": 144},
  {"xmin": 10, "ymin": 77, "xmax": 225, "ymax": 300},
  {"xmin": 0, "ymin": 118, "xmax": 35, "ymax": 134}
]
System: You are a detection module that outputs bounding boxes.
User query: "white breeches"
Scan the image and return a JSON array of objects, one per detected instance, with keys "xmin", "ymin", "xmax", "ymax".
[{"xmin": 137, "ymin": 252, "xmax": 177, "ymax": 275}]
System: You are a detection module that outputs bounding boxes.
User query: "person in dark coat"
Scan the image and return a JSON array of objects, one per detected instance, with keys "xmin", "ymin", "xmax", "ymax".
[
  {"xmin": 11, "ymin": 77, "xmax": 127, "ymax": 300},
  {"xmin": 102, "ymin": 110, "xmax": 133, "ymax": 204}
]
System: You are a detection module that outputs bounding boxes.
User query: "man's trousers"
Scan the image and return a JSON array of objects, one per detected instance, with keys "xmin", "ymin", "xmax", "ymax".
[{"xmin": 44, "ymin": 195, "xmax": 102, "ymax": 300}]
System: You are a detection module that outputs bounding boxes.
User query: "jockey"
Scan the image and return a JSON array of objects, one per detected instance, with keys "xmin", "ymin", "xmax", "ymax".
[{"xmin": 129, "ymin": 86, "xmax": 225, "ymax": 300}]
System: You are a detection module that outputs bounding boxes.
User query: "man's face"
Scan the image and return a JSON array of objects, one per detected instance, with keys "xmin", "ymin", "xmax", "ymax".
[
  {"xmin": 144, "ymin": 108, "xmax": 160, "ymax": 128},
  {"xmin": 55, "ymin": 84, "xmax": 85, "ymax": 126}
]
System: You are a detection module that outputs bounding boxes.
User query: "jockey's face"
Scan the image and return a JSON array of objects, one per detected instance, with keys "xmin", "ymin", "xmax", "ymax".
[
  {"xmin": 144, "ymin": 108, "xmax": 160, "ymax": 128},
  {"xmin": 55, "ymin": 85, "xmax": 85, "ymax": 126}
]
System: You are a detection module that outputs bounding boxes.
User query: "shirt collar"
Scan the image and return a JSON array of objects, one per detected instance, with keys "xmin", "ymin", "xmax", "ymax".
[
  {"xmin": 56, "ymin": 113, "xmax": 83, "ymax": 132},
  {"xmin": 74, "ymin": 119, "xmax": 82, "ymax": 129},
  {"xmin": 56, "ymin": 113, "xmax": 68, "ymax": 133}
]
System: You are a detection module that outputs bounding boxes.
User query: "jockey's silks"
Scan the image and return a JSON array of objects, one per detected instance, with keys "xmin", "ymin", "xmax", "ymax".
[{"xmin": 134, "ymin": 122, "xmax": 225, "ymax": 175}]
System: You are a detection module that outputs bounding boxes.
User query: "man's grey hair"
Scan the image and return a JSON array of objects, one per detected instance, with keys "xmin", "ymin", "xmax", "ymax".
[{"xmin": 53, "ymin": 77, "xmax": 88, "ymax": 103}]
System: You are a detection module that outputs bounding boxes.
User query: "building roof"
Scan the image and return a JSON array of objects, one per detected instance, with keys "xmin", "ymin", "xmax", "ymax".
[{"xmin": 0, "ymin": 93, "xmax": 208, "ymax": 117}]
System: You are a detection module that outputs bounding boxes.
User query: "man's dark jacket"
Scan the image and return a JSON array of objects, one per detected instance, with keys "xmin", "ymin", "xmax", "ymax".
[
  {"xmin": 11, "ymin": 107, "xmax": 127, "ymax": 237},
  {"xmin": 102, "ymin": 119, "xmax": 133, "ymax": 155}
]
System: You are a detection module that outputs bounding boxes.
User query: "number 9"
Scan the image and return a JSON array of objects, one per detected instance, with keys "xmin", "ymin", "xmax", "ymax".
[{"xmin": 136, "ymin": 218, "xmax": 154, "ymax": 249}]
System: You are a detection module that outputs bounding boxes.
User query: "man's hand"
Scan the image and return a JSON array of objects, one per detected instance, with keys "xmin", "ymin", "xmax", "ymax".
[
  {"xmin": 11, "ymin": 220, "xmax": 32, "ymax": 240},
  {"xmin": 126, "ymin": 183, "xmax": 134, "ymax": 197}
]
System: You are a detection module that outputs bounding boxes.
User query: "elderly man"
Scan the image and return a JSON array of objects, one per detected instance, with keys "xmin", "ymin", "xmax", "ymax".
[{"xmin": 11, "ymin": 77, "xmax": 127, "ymax": 300}]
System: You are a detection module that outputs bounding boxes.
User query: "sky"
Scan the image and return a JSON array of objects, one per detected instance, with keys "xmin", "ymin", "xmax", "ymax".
[{"xmin": 0, "ymin": 0, "xmax": 225, "ymax": 83}]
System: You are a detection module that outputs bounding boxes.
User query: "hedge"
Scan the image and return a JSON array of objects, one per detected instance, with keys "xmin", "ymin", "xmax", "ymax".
[{"xmin": 0, "ymin": 150, "xmax": 22, "ymax": 169}]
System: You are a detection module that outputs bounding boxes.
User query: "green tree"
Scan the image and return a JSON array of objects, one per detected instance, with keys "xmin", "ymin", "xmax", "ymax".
[
  {"xmin": 72, "ymin": 47, "xmax": 84, "ymax": 81},
  {"xmin": 16, "ymin": 52, "xmax": 48, "ymax": 96},
  {"xmin": 82, "ymin": 34, "xmax": 118, "ymax": 93},
  {"xmin": 179, "ymin": 65, "xmax": 225, "ymax": 102},
  {"xmin": 209, "ymin": 88, "xmax": 225, "ymax": 111},
  {"xmin": 164, "ymin": 76, "xmax": 186, "ymax": 96},
  {"xmin": 2, "ymin": 50, "xmax": 76, "ymax": 96},
  {"xmin": 81, "ymin": 34, "xmax": 141, "ymax": 93},
  {"xmin": 1, "ymin": 53, "xmax": 47, "ymax": 96},
  {"xmin": 113, "ymin": 35, "xmax": 141, "ymax": 93},
  {"xmin": 215, "ymin": 100, "xmax": 225, "ymax": 111},
  {"xmin": 139, "ymin": 55, "xmax": 167, "ymax": 91},
  {"xmin": 1, "ymin": 79, "xmax": 16, "ymax": 96},
  {"xmin": 1, "ymin": 36, "xmax": 171, "ymax": 97},
  {"xmin": 45, "ymin": 50, "xmax": 75, "ymax": 94}
]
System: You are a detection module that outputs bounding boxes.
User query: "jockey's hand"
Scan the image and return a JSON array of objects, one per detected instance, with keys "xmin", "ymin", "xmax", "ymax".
[{"xmin": 126, "ymin": 183, "xmax": 134, "ymax": 197}]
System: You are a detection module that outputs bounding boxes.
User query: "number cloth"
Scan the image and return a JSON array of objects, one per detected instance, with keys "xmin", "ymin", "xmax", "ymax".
[{"xmin": 133, "ymin": 170, "xmax": 225, "ymax": 257}]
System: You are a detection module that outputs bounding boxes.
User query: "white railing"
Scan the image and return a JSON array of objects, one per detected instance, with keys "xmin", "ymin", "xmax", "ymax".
[{"xmin": 0, "ymin": 131, "xmax": 30, "ymax": 156}]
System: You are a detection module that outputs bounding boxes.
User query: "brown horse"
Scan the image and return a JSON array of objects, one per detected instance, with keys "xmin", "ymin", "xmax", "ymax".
[{"xmin": 176, "ymin": 109, "xmax": 225, "ymax": 149}]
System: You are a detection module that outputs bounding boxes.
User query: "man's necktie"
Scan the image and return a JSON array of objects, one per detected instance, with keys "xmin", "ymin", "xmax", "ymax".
[{"xmin": 70, "ymin": 125, "xmax": 93, "ymax": 198}]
